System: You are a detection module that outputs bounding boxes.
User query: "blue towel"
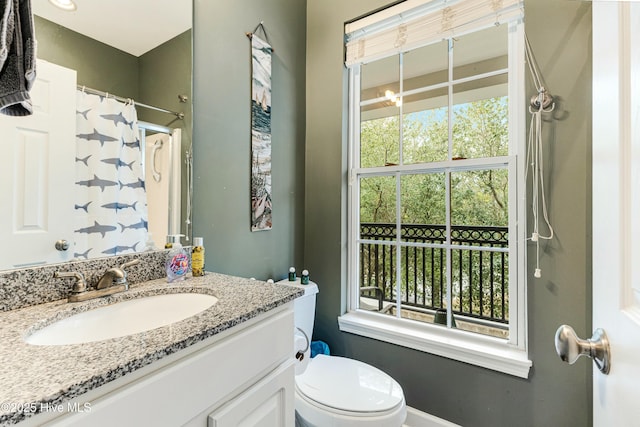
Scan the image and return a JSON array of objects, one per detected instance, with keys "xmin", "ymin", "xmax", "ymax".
[{"xmin": 310, "ymin": 340, "xmax": 330, "ymax": 358}]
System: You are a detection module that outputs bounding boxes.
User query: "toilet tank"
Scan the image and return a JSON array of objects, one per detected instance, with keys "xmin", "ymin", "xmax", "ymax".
[
  {"xmin": 277, "ymin": 279, "xmax": 318, "ymax": 373},
  {"xmin": 292, "ymin": 281, "xmax": 318, "ymax": 338}
]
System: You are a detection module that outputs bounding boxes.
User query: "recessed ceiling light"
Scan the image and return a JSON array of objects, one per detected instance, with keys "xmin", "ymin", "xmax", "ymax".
[{"xmin": 48, "ymin": 0, "xmax": 77, "ymax": 11}]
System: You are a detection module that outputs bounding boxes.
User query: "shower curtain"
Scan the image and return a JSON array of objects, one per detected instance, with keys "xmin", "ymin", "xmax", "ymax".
[{"xmin": 73, "ymin": 91, "xmax": 149, "ymax": 258}]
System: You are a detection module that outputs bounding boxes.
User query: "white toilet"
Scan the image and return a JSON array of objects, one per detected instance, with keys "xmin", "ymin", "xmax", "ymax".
[{"xmin": 283, "ymin": 280, "xmax": 407, "ymax": 427}]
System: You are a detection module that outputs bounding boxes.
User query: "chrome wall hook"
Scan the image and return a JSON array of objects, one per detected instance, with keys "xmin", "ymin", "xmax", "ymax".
[{"xmin": 529, "ymin": 89, "xmax": 555, "ymax": 113}]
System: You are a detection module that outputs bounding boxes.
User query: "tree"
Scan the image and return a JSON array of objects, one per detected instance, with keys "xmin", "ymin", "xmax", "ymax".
[{"xmin": 358, "ymin": 96, "xmax": 510, "ymax": 325}]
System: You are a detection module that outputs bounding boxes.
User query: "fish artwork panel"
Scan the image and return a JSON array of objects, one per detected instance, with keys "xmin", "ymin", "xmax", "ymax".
[{"xmin": 250, "ymin": 33, "xmax": 273, "ymax": 232}]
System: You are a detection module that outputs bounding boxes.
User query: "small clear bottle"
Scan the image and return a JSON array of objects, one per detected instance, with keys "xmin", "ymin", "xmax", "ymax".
[{"xmin": 192, "ymin": 237, "xmax": 205, "ymax": 277}]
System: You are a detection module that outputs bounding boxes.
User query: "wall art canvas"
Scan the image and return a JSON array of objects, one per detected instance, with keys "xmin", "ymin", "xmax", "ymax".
[{"xmin": 250, "ymin": 34, "xmax": 273, "ymax": 231}]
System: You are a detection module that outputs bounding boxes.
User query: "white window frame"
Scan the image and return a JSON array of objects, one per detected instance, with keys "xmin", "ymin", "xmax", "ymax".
[{"xmin": 339, "ymin": 16, "xmax": 531, "ymax": 379}]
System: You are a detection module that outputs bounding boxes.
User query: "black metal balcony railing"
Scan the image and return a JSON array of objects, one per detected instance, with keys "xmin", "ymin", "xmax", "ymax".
[{"xmin": 359, "ymin": 223, "xmax": 509, "ymax": 325}]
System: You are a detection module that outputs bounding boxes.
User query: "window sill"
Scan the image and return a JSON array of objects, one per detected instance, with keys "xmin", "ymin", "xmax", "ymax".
[{"xmin": 338, "ymin": 310, "xmax": 532, "ymax": 378}]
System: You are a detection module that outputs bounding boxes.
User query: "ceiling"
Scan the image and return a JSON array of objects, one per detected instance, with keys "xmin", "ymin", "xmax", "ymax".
[{"xmin": 32, "ymin": 0, "xmax": 192, "ymax": 57}]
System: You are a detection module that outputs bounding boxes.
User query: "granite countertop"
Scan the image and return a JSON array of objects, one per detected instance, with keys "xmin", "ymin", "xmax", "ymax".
[{"xmin": 0, "ymin": 272, "xmax": 303, "ymax": 426}]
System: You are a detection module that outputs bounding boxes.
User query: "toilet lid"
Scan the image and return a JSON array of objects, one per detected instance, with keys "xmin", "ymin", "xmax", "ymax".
[{"xmin": 295, "ymin": 355, "xmax": 404, "ymax": 413}]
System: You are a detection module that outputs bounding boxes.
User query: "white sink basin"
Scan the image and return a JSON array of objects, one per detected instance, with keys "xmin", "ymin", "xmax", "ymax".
[{"xmin": 25, "ymin": 293, "xmax": 218, "ymax": 346}]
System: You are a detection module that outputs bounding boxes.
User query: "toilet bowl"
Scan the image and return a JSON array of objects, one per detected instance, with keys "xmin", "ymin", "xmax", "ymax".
[
  {"xmin": 295, "ymin": 354, "xmax": 406, "ymax": 427},
  {"xmin": 280, "ymin": 279, "xmax": 407, "ymax": 427}
]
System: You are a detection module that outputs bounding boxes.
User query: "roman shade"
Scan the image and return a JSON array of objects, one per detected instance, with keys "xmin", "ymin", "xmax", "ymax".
[{"xmin": 345, "ymin": 0, "xmax": 524, "ymax": 66}]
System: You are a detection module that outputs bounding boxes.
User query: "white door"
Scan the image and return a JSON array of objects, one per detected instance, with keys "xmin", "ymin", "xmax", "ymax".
[
  {"xmin": 592, "ymin": 2, "xmax": 640, "ymax": 424},
  {"xmin": 0, "ymin": 60, "xmax": 77, "ymax": 268}
]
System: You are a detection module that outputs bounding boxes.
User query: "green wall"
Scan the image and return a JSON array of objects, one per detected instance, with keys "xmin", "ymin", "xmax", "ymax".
[
  {"xmin": 305, "ymin": 0, "xmax": 592, "ymax": 426},
  {"xmin": 192, "ymin": 0, "xmax": 307, "ymax": 279},
  {"xmin": 139, "ymin": 30, "xmax": 193, "ymax": 234},
  {"xmin": 34, "ymin": 16, "xmax": 139, "ymax": 97}
]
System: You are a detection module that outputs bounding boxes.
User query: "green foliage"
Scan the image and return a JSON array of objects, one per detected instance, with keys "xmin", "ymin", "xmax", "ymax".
[
  {"xmin": 358, "ymin": 96, "xmax": 510, "ymax": 328},
  {"xmin": 360, "ymin": 96, "xmax": 509, "ymax": 227}
]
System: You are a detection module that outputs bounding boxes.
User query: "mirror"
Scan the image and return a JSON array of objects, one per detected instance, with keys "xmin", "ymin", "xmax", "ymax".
[{"xmin": 0, "ymin": 1, "xmax": 192, "ymax": 269}]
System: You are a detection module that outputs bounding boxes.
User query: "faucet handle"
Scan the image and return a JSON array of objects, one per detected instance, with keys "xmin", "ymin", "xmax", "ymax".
[
  {"xmin": 120, "ymin": 259, "xmax": 140, "ymax": 271},
  {"xmin": 54, "ymin": 271, "xmax": 87, "ymax": 294},
  {"xmin": 118, "ymin": 259, "xmax": 140, "ymax": 290}
]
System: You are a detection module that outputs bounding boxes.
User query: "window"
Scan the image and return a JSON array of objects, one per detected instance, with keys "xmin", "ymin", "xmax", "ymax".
[{"xmin": 339, "ymin": 0, "xmax": 531, "ymax": 378}]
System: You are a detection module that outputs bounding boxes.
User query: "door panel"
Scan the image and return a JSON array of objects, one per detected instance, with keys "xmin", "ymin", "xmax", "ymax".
[
  {"xmin": 592, "ymin": 2, "xmax": 640, "ymax": 424},
  {"xmin": 0, "ymin": 60, "xmax": 77, "ymax": 268}
]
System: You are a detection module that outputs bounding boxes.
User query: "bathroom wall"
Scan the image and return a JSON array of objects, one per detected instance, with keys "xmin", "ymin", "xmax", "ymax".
[
  {"xmin": 138, "ymin": 30, "xmax": 193, "ymax": 239},
  {"xmin": 35, "ymin": 16, "xmax": 139, "ymax": 98},
  {"xmin": 191, "ymin": 0, "xmax": 591, "ymax": 424},
  {"xmin": 305, "ymin": 0, "xmax": 592, "ymax": 426},
  {"xmin": 192, "ymin": 0, "xmax": 307, "ymax": 280}
]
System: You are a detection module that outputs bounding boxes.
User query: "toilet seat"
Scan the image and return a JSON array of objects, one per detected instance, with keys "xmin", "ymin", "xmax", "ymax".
[{"xmin": 295, "ymin": 355, "xmax": 406, "ymax": 426}]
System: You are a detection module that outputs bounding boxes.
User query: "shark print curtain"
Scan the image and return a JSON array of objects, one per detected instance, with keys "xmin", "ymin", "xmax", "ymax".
[{"xmin": 73, "ymin": 91, "xmax": 148, "ymax": 259}]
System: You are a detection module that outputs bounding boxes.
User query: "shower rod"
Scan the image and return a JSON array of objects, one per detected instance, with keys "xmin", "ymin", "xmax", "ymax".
[{"xmin": 77, "ymin": 85, "xmax": 185, "ymax": 120}]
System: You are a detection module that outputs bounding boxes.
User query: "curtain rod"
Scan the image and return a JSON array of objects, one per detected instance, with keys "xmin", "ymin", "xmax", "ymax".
[{"xmin": 77, "ymin": 85, "xmax": 185, "ymax": 120}]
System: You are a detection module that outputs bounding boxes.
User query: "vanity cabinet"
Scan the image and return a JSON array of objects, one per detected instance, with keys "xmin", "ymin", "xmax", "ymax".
[
  {"xmin": 35, "ymin": 305, "xmax": 295, "ymax": 427},
  {"xmin": 206, "ymin": 362, "xmax": 294, "ymax": 426}
]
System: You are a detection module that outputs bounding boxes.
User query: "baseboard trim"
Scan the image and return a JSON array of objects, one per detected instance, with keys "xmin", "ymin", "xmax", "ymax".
[{"xmin": 404, "ymin": 406, "xmax": 461, "ymax": 427}]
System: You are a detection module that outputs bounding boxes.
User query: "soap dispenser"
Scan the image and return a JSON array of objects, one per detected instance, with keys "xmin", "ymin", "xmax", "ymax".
[{"xmin": 166, "ymin": 234, "xmax": 188, "ymax": 283}]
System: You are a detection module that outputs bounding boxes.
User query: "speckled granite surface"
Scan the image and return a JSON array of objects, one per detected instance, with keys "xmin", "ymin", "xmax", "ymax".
[
  {"xmin": 0, "ymin": 250, "xmax": 176, "ymax": 312},
  {"xmin": 0, "ymin": 272, "xmax": 303, "ymax": 426}
]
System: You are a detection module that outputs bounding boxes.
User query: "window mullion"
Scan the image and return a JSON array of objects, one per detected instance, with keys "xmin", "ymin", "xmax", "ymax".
[
  {"xmin": 395, "ymin": 172, "xmax": 402, "ymax": 319},
  {"xmin": 444, "ymin": 38, "xmax": 454, "ymax": 328},
  {"xmin": 349, "ymin": 65, "xmax": 362, "ymax": 312},
  {"xmin": 395, "ymin": 53, "xmax": 404, "ymax": 320},
  {"xmin": 399, "ymin": 53, "xmax": 404, "ymax": 166}
]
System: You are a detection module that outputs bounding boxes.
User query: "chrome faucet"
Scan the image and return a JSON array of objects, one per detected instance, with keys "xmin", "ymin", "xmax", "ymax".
[{"xmin": 54, "ymin": 259, "xmax": 141, "ymax": 303}]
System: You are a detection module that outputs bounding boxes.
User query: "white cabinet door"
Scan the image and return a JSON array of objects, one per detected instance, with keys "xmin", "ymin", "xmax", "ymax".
[
  {"xmin": 0, "ymin": 60, "xmax": 76, "ymax": 268},
  {"xmin": 592, "ymin": 2, "xmax": 640, "ymax": 425},
  {"xmin": 208, "ymin": 362, "xmax": 295, "ymax": 427}
]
